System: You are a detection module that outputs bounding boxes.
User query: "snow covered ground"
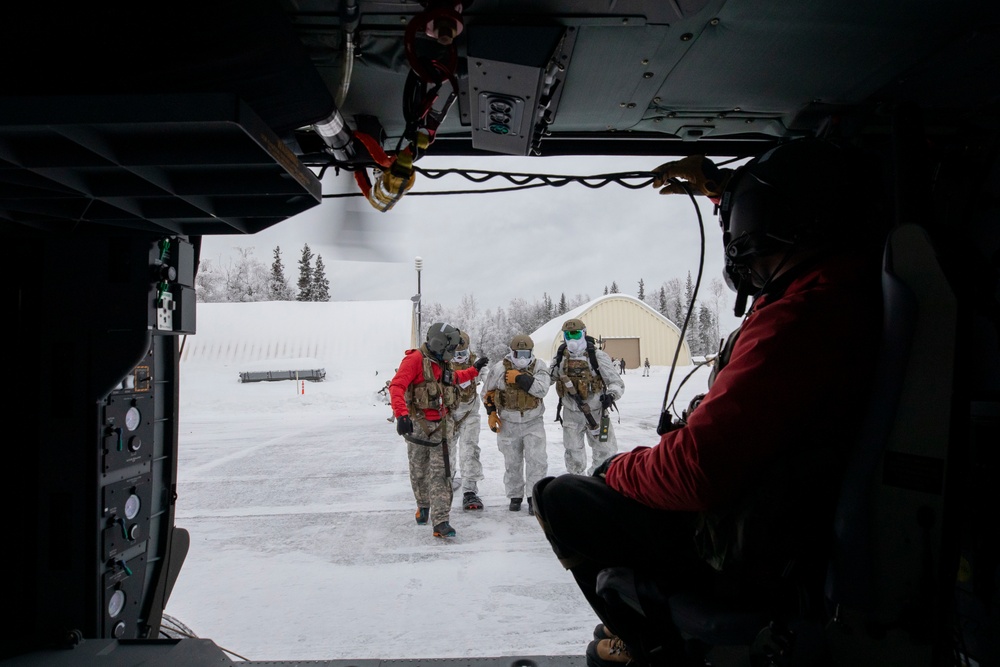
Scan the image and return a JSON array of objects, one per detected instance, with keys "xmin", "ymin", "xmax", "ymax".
[{"xmin": 164, "ymin": 300, "xmax": 712, "ymax": 662}]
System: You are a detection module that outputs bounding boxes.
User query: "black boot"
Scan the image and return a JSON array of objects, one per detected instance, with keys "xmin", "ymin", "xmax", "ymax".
[
  {"xmin": 527, "ymin": 497, "xmax": 535, "ymax": 516},
  {"xmin": 509, "ymin": 497, "xmax": 523, "ymax": 511},
  {"xmin": 463, "ymin": 491, "xmax": 484, "ymax": 510}
]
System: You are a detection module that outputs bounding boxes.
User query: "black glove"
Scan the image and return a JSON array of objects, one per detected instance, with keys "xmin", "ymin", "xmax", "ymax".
[
  {"xmin": 396, "ymin": 415, "xmax": 413, "ymax": 435},
  {"xmin": 593, "ymin": 453, "xmax": 622, "ymax": 478},
  {"xmin": 473, "ymin": 356, "xmax": 489, "ymax": 372},
  {"xmin": 514, "ymin": 373, "xmax": 534, "ymax": 392},
  {"xmin": 600, "ymin": 394, "xmax": 615, "ymax": 411}
]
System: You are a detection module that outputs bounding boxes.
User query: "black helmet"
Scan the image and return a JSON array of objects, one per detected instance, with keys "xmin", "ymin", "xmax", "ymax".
[
  {"xmin": 718, "ymin": 138, "xmax": 871, "ymax": 312},
  {"xmin": 425, "ymin": 322, "xmax": 461, "ymax": 362}
]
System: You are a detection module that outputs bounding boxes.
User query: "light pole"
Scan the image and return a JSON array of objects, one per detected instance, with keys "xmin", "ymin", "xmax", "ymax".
[{"xmin": 414, "ymin": 256, "xmax": 423, "ymax": 341}]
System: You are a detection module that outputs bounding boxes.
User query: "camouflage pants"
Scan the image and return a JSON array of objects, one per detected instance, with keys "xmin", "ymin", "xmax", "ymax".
[
  {"xmin": 406, "ymin": 417, "xmax": 454, "ymax": 527},
  {"xmin": 450, "ymin": 408, "xmax": 483, "ymax": 493},
  {"xmin": 560, "ymin": 407, "xmax": 617, "ymax": 475},
  {"xmin": 496, "ymin": 416, "xmax": 548, "ymax": 499}
]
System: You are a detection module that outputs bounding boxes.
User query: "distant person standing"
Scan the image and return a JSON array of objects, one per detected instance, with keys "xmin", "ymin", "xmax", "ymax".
[
  {"xmin": 619, "ymin": 357, "xmax": 626, "ymax": 374},
  {"xmin": 643, "ymin": 357, "xmax": 651, "ymax": 377},
  {"xmin": 481, "ymin": 334, "xmax": 551, "ymax": 516},
  {"xmin": 448, "ymin": 331, "xmax": 486, "ymax": 511},
  {"xmin": 550, "ymin": 318, "xmax": 624, "ymax": 476},
  {"xmin": 389, "ymin": 322, "xmax": 488, "ymax": 538}
]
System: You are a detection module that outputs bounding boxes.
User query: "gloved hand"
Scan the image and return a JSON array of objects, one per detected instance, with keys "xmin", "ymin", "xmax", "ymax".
[
  {"xmin": 473, "ymin": 356, "xmax": 489, "ymax": 372},
  {"xmin": 396, "ymin": 414, "xmax": 413, "ymax": 435},
  {"xmin": 592, "ymin": 453, "xmax": 622, "ymax": 479},
  {"xmin": 488, "ymin": 411, "xmax": 501, "ymax": 433},
  {"xmin": 505, "ymin": 369, "xmax": 521, "ymax": 385},
  {"xmin": 514, "ymin": 373, "xmax": 534, "ymax": 392},
  {"xmin": 651, "ymin": 155, "xmax": 732, "ymax": 198},
  {"xmin": 600, "ymin": 394, "xmax": 615, "ymax": 411}
]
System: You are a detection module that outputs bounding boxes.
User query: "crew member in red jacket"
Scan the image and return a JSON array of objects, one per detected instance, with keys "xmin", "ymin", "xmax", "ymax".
[
  {"xmin": 532, "ymin": 139, "xmax": 887, "ymax": 667},
  {"xmin": 390, "ymin": 322, "xmax": 488, "ymax": 539}
]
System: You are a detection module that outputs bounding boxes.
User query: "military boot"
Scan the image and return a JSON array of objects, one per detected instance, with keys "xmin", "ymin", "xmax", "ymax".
[
  {"xmin": 415, "ymin": 507, "xmax": 429, "ymax": 525},
  {"xmin": 433, "ymin": 521, "xmax": 456, "ymax": 538},
  {"xmin": 463, "ymin": 491, "xmax": 484, "ymax": 510},
  {"xmin": 509, "ymin": 497, "xmax": 523, "ymax": 511}
]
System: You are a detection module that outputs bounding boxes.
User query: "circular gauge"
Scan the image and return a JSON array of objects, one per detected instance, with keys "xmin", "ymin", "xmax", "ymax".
[
  {"xmin": 127, "ymin": 436, "xmax": 142, "ymax": 452},
  {"xmin": 108, "ymin": 589, "xmax": 126, "ymax": 618},
  {"xmin": 124, "ymin": 406, "xmax": 141, "ymax": 431},
  {"xmin": 124, "ymin": 494, "xmax": 141, "ymax": 520},
  {"xmin": 113, "ymin": 621, "xmax": 126, "ymax": 638}
]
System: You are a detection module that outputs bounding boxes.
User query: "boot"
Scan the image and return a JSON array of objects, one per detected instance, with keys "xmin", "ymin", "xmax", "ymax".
[
  {"xmin": 527, "ymin": 497, "xmax": 534, "ymax": 516},
  {"xmin": 585, "ymin": 637, "xmax": 633, "ymax": 667},
  {"xmin": 433, "ymin": 521, "xmax": 456, "ymax": 538},
  {"xmin": 463, "ymin": 491, "xmax": 484, "ymax": 510},
  {"xmin": 509, "ymin": 497, "xmax": 523, "ymax": 511},
  {"xmin": 414, "ymin": 507, "xmax": 429, "ymax": 525}
]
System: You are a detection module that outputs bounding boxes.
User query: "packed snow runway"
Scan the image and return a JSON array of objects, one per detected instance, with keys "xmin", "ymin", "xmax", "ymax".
[{"xmin": 165, "ymin": 304, "xmax": 710, "ymax": 662}]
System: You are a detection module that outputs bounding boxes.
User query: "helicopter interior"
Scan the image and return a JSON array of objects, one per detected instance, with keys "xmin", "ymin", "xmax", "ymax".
[{"xmin": 1, "ymin": 1, "xmax": 998, "ymax": 665}]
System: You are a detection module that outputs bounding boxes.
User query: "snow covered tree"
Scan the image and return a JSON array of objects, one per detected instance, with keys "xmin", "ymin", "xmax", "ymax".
[
  {"xmin": 195, "ymin": 258, "xmax": 226, "ymax": 302},
  {"xmin": 603, "ymin": 285, "xmax": 609, "ymax": 295},
  {"xmin": 559, "ymin": 293, "xmax": 568, "ymax": 313},
  {"xmin": 224, "ymin": 247, "xmax": 269, "ymax": 302},
  {"xmin": 312, "ymin": 254, "xmax": 331, "ymax": 301},
  {"xmin": 610, "ymin": 281, "xmax": 620, "ymax": 294},
  {"xmin": 658, "ymin": 286, "xmax": 667, "ymax": 315},
  {"xmin": 637, "ymin": 278, "xmax": 645, "ymax": 301},
  {"xmin": 268, "ymin": 246, "xmax": 294, "ymax": 301},
  {"xmin": 296, "ymin": 244, "xmax": 314, "ymax": 302}
]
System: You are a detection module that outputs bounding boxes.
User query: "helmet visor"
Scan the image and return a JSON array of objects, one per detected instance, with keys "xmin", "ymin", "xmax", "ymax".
[{"xmin": 512, "ymin": 349, "xmax": 532, "ymax": 360}]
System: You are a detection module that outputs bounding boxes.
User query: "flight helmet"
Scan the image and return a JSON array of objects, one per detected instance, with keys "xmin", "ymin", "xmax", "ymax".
[{"xmin": 425, "ymin": 322, "xmax": 461, "ymax": 362}]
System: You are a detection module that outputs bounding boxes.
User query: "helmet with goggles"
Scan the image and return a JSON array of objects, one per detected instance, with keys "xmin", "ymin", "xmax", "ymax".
[
  {"xmin": 509, "ymin": 334, "xmax": 534, "ymax": 360},
  {"xmin": 561, "ymin": 318, "xmax": 586, "ymax": 340}
]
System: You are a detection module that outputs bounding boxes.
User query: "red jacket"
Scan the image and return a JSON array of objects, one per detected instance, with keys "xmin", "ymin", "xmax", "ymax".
[
  {"xmin": 605, "ymin": 251, "xmax": 882, "ymax": 511},
  {"xmin": 389, "ymin": 348, "xmax": 480, "ymax": 421}
]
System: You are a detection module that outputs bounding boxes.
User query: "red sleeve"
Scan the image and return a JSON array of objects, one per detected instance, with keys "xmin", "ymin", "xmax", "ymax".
[
  {"xmin": 389, "ymin": 351, "xmax": 422, "ymax": 418},
  {"xmin": 453, "ymin": 366, "xmax": 480, "ymax": 385},
  {"xmin": 605, "ymin": 260, "xmax": 880, "ymax": 511}
]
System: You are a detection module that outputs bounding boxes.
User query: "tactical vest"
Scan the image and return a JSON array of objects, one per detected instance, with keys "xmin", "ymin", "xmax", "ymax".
[
  {"xmin": 554, "ymin": 356, "xmax": 603, "ymax": 400},
  {"xmin": 404, "ymin": 352, "xmax": 459, "ymax": 416},
  {"xmin": 497, "ymin": 358, "xmax": 540, "ymax": 412},
  {"xmin": 449, "ymin": 353, "xmax": 478, "ymax": 403}
]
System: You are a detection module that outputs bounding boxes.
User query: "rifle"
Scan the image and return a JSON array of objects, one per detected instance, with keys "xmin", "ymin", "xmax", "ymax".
[{"xmin": 560, "ymin": 378, "xmax": 598, "ymax": 430}]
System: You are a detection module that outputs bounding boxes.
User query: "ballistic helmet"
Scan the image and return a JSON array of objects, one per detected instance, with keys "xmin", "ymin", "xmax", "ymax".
[
  {"xmin": 425, "ymin": 322, "xmax": 461, "ymax": 362},
  {"xmin": 562, "ymin": 318, "xmax": 586, "ymax": 333},
  {"xmin": 509, "ymin": 334, "xmax": 534, "ymax": 351},
  {"xmin": 457, "ymin": 331, "xmax": 470, "ymax": 351}
]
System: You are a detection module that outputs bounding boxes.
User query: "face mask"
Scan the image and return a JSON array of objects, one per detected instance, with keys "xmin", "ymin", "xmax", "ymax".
[
  {"xmin": 566, "ymin": 337, "xmax": 588, "ymax": 355},
  {"xmin": 453, "ymin": 349, "xmax": 469, "ymax": 363},
  {"xmin": 511, "ymin": 354, "xmax": 532, "ymax": 369}
]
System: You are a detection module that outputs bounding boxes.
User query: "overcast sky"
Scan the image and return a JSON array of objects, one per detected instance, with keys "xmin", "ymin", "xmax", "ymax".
[{"xmin": 199, "ymin": 154, "xmax": 739, "ymax": 325}]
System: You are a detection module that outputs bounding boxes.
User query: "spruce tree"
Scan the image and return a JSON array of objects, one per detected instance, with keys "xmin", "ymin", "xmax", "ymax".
[
  {"xmin": 559, "ymin": 293, "xmax": 568, "ymax": 313},
  {"xmin": 296, "ymin": 243, "xmax": 314, "ymax": 302},
  {"xmin": 268, "ymin": 246, "xmax": 293, "ymax": 301},
  {"xmin": 658, "ymin": 286, "xmax": 667, "ymax": 314},
  {"xmin": 610, "ymin": 281, "xmax": 620, "ymax": 294},
  {"xmin": 312, "ymin": 254, "xmax": 331, "ymax": 301},
  {"xmin": 637, "ymin": 278, "xmax": 645, "ymax": 301},
  {"xmin": 603, "ymin": 285, "xmax": 609, "ymax": 295}
]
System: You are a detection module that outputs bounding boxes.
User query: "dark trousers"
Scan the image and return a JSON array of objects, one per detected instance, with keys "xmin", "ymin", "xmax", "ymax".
[{"xmin": 533, "ymin": 474, "xmax": 713, "ymax": 665}]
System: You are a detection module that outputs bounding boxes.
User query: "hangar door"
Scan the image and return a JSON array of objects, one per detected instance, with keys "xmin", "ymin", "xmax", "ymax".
[{"xmin": 602, "ymin": 337, "xmax": 640, "ymax": 369}]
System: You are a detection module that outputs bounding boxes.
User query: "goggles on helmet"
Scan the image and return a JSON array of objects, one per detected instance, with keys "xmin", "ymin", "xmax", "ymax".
[
  {"xmin": 564, "ymin": 330, "xmax": 584, "ymax": 340},
  {"xmin": 512, "ymin": 349, "xmax": 532, "ymax": 360}
]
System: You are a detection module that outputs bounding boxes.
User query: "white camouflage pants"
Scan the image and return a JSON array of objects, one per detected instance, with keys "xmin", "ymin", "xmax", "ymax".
[
  {"xmin": 560, "ymin": 407, "xmax": 618, "ymax": 475},
  {"xmin": 496, "ymin": 416, "xmax": 548, "ymax": 499},
  {"xmin": 450, "ymin": 409, "xmax": 483, "ymax": 493}
]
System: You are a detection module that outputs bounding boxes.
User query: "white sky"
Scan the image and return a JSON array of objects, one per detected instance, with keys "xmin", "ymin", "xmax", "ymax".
[
  {"xmin": 165, "ymin": 299, "xmax": 715, "ymax": 662},
  {"xmin": 198, "ymin": 154, "xmax": 735, "ymax": 317}
]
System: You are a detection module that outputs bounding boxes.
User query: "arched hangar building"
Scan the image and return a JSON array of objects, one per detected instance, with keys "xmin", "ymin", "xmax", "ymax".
[{"xmin": 530, "ymin": 294, "xmax": 692, "ymax": 369}]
